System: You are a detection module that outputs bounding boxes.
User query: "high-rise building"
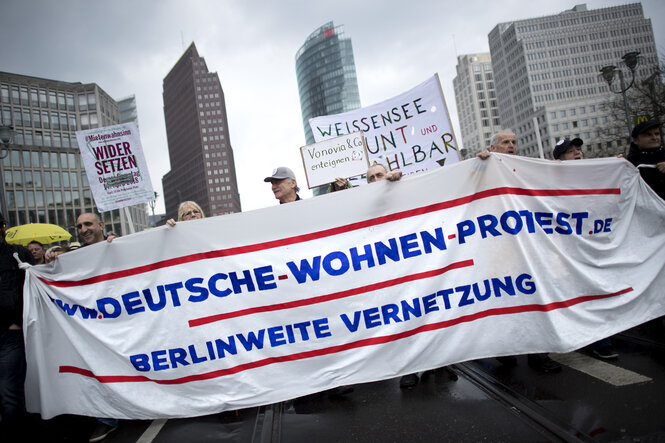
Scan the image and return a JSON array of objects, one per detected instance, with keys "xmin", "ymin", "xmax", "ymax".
[
  {"xmin": 453, "ymin": 53, "xmax": 502, "ymax": 158},
  {"xmin": 488, "ymin": 3, "xmax": 659, "ymax": 158},
  {"xmin": 118, "ymin": 95, "xmax": 138, "ymax": 127},
  {"xmin": 296, "ymin": 22, "xmax": 361, "ymax": 146},
  {"xmin": 162, "ymin": 43, "xmax": 241, "ymax": 219},
  {"xmin": 0, "ymin": 72, "xmax": 148, "ymax": 237}
]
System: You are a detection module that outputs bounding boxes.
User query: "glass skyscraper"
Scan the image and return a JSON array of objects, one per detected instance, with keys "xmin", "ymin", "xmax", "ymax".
[{"xmin": 296, "ymin": 22, "xmax": 361, "ymax": 146}]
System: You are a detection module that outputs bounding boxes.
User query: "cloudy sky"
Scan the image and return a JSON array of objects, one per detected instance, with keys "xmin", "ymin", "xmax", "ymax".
[{"xmin": 2, "ymin": 0, "xmax": 664, "ymax": 214}]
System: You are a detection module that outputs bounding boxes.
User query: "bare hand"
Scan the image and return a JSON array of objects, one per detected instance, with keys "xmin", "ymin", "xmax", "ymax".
[
  {"xmin": 386, "ymin": 171, "xmax": 403, "ymax": 181},
  {"xmin": 656, "ymin": 162, "xmax": 665, "ymax": 174},
  {"xmin": 333, "ymin": 177, "xmax": 349, "ymax": 190},
  {"xmin": 106, "ymin": 235, "xmax": 117, "ymax": 243},
  {"xmin": 476, "ymin": 150, "xmax": 491, "ymax": 160},
  {"xmin": 166, "ymin": 218, "xmax": 176, "ymax": 227},
  {"xmin": 44, "ymin": 246, "xmax": 63, "ymax": 263}
]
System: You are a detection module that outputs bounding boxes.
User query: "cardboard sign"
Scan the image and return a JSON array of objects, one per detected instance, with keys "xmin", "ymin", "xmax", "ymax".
[
  {"xmin": 75, "ymin": 123, "xmax": 154, "ymax": 211},
  {"xmin": 300, "ymin": 132, "xmax": 369, "ymax": 188},
  {"xmin": 309, "ymin": 75, "xmax": 460, "ymax": 175}
]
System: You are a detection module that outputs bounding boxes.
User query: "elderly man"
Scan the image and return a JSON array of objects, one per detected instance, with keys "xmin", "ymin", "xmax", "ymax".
[
  {"xmin": 477, "ymin": 129, "xmax": 562, "ymax": 373},
  {"xmin": 626, "ymin": 120, "xmax": 665, "ymax": 200},
  {"xmin": 0, "ymin": 212, "xmax": 35, "ymax": 441},
  {"xmin": 477, "ymin": 129, "xmax": 517, "ymax": 158},
  {"xmin": 264, "ymin": 167, "xmax": 301, "ymax": 204}
]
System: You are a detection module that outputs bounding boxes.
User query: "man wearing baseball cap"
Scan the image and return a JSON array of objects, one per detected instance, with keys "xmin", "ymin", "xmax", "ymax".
[
  {"xmin": 264, "ymin": 167, "xmax": 301, "ymax": 204},
  {"xmin": 626, "ymin": 120, "xmax": 664, "ymax": 200},
  {"xmin": 552, "ymin": 138, "xmax": 584, "ymax": 160}
]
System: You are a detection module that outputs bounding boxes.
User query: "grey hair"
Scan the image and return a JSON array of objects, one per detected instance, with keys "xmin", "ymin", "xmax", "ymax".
[{"xmin": 489, "ymin": 129, "xmax": 514, "ymax": 148}]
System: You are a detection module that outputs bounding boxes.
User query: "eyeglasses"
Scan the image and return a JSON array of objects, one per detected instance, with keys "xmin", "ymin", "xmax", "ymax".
[{"xmin": 183, "ymin": 210, "xmax": 201, "ymax": 218}]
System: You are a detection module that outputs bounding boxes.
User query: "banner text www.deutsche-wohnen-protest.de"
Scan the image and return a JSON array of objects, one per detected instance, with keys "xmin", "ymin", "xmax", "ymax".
[{"xmin": 24, "ymin": 155, "xmax": 665, "ymax": 419}]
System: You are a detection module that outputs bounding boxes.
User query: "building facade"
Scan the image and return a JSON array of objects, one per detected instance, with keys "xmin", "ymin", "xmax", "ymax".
[
  {"xmin": 0, "ymin": 72, "xmax": 148, "ymax": 238},
  {"xmin": 453, "ymin": 53, "xmax": 502, "ymax": 158},
  {"xmin": 296, "ymin": 22, "xmax": 361, "ymax": 146},
  {"xmin": 118, "ymin": 95, "xmax": 138, "ymax": 127},
  {"xmin": 162, "ymin": 43, "xmax": 241, "ymax": 219},
  {"xmin": 488, "ymin": 3, "xmax": 659, "ymax": 158}
]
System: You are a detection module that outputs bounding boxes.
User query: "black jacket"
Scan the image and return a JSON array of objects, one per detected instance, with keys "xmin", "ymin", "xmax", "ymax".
[
  {"xmin": 626, "ymin": 143, "xmax": 665, "ymax": 200},
  {"xmin": 0, "ymin": 241, "xmax": 35, "ymax": 331}
]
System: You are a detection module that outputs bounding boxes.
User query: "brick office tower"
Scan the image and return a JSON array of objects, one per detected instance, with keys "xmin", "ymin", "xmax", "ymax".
[{"xmin": 162, "ymin": 43, "xmax": 241, "ymax": 219}]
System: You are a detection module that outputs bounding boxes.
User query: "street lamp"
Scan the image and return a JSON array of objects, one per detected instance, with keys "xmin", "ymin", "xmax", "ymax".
[
  {"xmin": 600, "ymin": 51, "xmax": 641, "ymax": 140},
  {"xmin": 0, "ymin": 125, "xmax": 14, "ymax": 216}
]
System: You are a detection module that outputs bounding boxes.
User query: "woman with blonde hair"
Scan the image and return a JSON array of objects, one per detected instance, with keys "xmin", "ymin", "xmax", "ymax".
[{"xmin": 166, "ymin": 201, "xmax": 205, "ymax": 226}]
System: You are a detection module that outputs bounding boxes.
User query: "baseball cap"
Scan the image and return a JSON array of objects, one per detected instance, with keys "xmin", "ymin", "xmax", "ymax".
[
  {"xmin": 264, "ymin": 167, "xmax": 296, "ymax": 182},
  {"xmin": 631, "ymin": 120, "xmax": 660, "ymax": 139},
  {"xmin": 570, "ymin": 137, "xmax": 583, "ymax": 147},
  {"xmin": 552, "ymin": 138, "xmax": 571, "ymax": 159}
]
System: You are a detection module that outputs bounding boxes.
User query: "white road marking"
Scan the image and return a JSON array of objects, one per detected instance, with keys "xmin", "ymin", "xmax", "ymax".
[
  {"xmin": 136, "ymin": 419, "xmax": 168, "ymax": 443},
  {"xmin": 551, "ymin": 352, "xmax": 652, "ymax": 386}
]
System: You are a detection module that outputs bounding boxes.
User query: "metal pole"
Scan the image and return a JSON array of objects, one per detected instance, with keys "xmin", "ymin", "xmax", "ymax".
[
  {"xmin": 617, "ymin": 70, "xmax": 633, "ymax": 140},
  {"xmin": 532, "ymin": 117, "xmax": 545, "ymax": 159},
  {"xmin": 0, "ymin": 154, "xmax": 7, "ymax": 216}
]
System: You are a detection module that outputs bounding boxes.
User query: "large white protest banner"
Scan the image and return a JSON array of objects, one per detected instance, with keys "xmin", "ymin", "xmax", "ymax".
[
  {"xmin": 24, "ymin": 155, "xmax": 665, "ymax": 419},
  {"xmin": 75, "ymin": 122, "xmax": 154, "ymax": 211},
  {"xmin": 309, "ymin": 74, "xmax": 459, "ymax": 175}
]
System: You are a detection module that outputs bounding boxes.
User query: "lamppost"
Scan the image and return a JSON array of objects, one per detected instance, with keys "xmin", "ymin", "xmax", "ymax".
[
  {"xmin": 0, "ymin": 125, "xmax": 14, "ymax": 216},
  {"xmin": 600, "ymin": 51, "xmax": 641, "ymax": 140}
]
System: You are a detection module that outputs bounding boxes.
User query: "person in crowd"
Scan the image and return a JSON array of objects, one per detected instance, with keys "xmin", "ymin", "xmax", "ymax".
[
  {"xmin": 323, "ymin": 164, "xmax": 436, "ymax": 388},
  {"xmin": 366, "ymin": 164, "xmax": 403, "ymax": 183},
  {"xmin": 0, "ymin": 212, "xmax": 35, "ymax": 441},
  {"xmin": 626, "ymin": 120, "xmax": 665, "ymax": 200},
  {"xmin": 264, "ymin": 167, "xmax": 354, "ymax": 402},
  {"xmin": 553, "ymin": 138, "xmax": 619, "ymax": 359},
  {"xmin": 264, "ymin": 167, "xmax": 302, "ymax": 204},
  {"xmin": 477, "ymin": 129, "xmax": 562, "ymax": 373},
  {"xmin": 626, "ymin": 120, "xmax": 665, "ymax": 340},
  {"xmin": 45, "ymin": 213, "xmax": 118, "ymax": 442},
  {"xmin": 552, "ymin": 137, "xmax": 584, "ymax": 161},
  {"xmin": 27, "ymin": 241, "xmax": 45, "ymax": 265},
  {"xmin": 328, "ymin": 164, "xmax": 404, "ymax": 191},
  {"xmin": 166, "ymin": 201, "xmax": 205, "ymax": 227}
]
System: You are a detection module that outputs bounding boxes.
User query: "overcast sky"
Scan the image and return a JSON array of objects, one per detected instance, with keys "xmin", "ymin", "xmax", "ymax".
[{"xmin": 2, "ymin": 0, "xmax": 663, "ymax": 214}]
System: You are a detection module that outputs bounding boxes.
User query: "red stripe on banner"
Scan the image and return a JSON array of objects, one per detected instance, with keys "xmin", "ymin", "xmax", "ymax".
[
  {"xmin": 189, "ymin": 259, "xmax": 475, "ymax": 327},
  {"xmin": 58, "ymin": 287, "xmax": 632, "ymax": 385},
  {"xmin": 40, "ymin": 186, "xmax": 620, "ymax": 288}
]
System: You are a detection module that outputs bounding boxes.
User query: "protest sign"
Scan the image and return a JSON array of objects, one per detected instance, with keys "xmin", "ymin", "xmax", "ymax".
[
  {"xmin": 300, "ymin": 132, "xmax": 369, "ymax": 188},
  {"xmin": 24, "ymin": 155, "xmax": 665, "ymax": 419},
  {"xmin": 309, "ymin": 74, "xmax": 459, "ymax": 175},
  {"xmin": 75, "ymin": 122, "xmax": 154, "ymax": 211}
]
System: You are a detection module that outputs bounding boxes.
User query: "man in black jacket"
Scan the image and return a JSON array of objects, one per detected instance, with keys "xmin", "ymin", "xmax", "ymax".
[
  {"xmin": 626, "ymin": 120, "xmax": 665, "ymax": 200},
  {"xmin": 0, "ymin": 212, "xmax": 35, "ymax": 441}
]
